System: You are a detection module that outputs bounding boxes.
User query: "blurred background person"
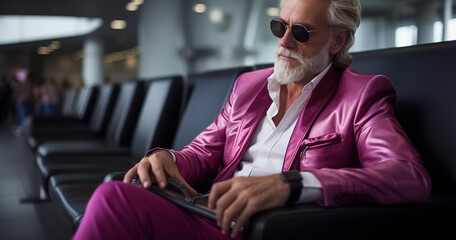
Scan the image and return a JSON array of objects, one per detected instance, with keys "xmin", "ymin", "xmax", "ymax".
[
  {"xmin": 12, "ymin": 71, "xmax": 33, "ymax": 134},
  {"xmin": 39, "ymin": 76, "xmax": 60, "ymax": 116},
  {"xmin": 32, "ymin": 78, "xmax": 43, "ymax": 116}
]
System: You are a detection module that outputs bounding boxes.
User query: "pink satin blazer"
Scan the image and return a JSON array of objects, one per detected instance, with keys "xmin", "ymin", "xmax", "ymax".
[{"xmin": 166, "ymin": 66, "xmax": 432, "ymax": 207}]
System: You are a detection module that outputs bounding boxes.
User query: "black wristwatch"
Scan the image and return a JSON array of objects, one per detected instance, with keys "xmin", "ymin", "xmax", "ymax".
[{"xmin": 280, "ymin": 170, "xmax": 303, "ymax": 206}]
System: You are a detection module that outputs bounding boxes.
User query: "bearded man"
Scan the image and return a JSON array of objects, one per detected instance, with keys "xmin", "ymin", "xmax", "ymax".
[{"xmin": 73, "ymin": 0, "xmax": 431, "ymax": 239}]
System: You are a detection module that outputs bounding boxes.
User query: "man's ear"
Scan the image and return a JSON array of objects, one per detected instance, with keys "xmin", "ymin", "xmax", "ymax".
[{"xmin": 330, "ymin": 30, "xmax": 347, "ymax": 55}]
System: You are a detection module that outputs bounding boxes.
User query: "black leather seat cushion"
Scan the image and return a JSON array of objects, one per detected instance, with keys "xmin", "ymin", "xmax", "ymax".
[
  {"xmin": 50, "ymin": 183, "xmax": 99, "ymax": 230},
  {"xmin": 36, "ymin": 152, "xmax": 133, "ymax": 184},
  {"xmin": 49, "ymin": 172, "xmax": 115, "ymax": 189},
  {"xmin": 37, "ymin": 141, "xmax": 131, "ymax": 158}
]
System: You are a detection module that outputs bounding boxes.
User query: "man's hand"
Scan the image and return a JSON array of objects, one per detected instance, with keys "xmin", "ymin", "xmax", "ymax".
[
  {"xmin": 123, "ymin": 150, "xmax": 198, "ymax": 196},
  {"xmin": 208, "ymin": 175, "xmax": 290, "ymax": 238}
]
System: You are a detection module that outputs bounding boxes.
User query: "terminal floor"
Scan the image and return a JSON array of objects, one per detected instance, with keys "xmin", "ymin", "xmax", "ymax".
[{"xmin": 0, "ymin": 122, "xmax": 72, "ymax": 240}]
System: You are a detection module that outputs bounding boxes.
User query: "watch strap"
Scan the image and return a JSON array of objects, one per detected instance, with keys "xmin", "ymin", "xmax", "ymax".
[{"xmin": 281, "ymin": 170, "xmax": 303, "ymax": 206}]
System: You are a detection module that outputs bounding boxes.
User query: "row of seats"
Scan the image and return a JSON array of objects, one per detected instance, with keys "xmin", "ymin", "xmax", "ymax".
[
  {"xmin": 24, "ymin": 41, "xmax": 456, "ymax": 239},
  {"xmin": 25, "ymin": 66, "xmax": 255, "ymax": 232}
]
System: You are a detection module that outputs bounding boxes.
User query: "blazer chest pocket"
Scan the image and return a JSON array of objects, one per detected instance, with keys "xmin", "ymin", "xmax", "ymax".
[{"xmin": 299, "ymin": 133, "xmax": 342, "ymax": 162}]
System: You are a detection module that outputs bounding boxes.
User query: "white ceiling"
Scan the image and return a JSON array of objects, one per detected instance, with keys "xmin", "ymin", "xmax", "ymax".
[{"xmin": 0, "ymin": 0, "xmax": 444, "ymax": 53}]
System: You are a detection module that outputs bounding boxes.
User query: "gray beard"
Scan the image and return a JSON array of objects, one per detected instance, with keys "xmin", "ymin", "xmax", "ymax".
[{"xmin": 273, "ymin": 43, "xmax": 331, "ymax": 85}]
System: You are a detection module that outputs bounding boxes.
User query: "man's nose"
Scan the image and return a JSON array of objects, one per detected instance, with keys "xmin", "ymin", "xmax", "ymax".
[{"xmin": 279, "ymin": 27, "xmax": 296, "ymax": 49}]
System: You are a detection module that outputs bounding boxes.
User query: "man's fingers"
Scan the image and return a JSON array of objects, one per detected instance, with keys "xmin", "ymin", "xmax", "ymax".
[
  {"xmin": 208, "ymin": 180, "xmax": 231, "ymax": 209},
  {"xmin": 124, "ymin": 151, "xmax": 182, "ymax": 190},
  {"xmin": 123, "ymin": 166, "xmax": 137, "ymax": 183},
  {"xmin": 150, "ymin": 158, "xmax": 167, "ymax": 188},
  {"xmin": 123, "ymin": 150, "xmax": 198, "ymax": 199},
  {"xmin": 230, "ymin": 206, "xmax": 254, "ymax": 238},
  {"xmin": 137, "ymin": 158, "xmax": 153, "ymax": 188},
  {"xmin": 220, "ymin": 196, "xmax": 246, "ymax": 236},
  {"xmin": 209, "ymin": 180, "xmax": 238, "ymax": 228}
]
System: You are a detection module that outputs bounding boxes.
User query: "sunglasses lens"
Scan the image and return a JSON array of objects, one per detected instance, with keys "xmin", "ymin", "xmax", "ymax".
[
  {"xmin": 270, "ymin": 19, "xmax": 311, "ymax": 44},
  {"xmin": 270, "ymin": 19, "xmax": 286, "ymax": 38},
  {"xmin": 291, "ymin": 25, "xmax": 310, "ymax": 43}
]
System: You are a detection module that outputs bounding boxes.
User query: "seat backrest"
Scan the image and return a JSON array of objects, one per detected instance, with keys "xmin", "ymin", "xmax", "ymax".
[
  {"xmin": 74, "ymin": 86, "xmax": 98, "ymax": 122},
  {"xmin": 60, "ymin": 88, "xmax": 79, "ymax": 116},
  {"xmin": 105, "ymin": 81, "xmax": 145, "ymax": 146},
  {"xmin": 253, "ymin": 63, "xmax": 274, "ymax": 70},
  {"xmin": 172, "ymin": 66, "xmax": 252, "ymax": 150},
  {"xmin": 351, "ymin": 41, "xmax": 456, "ymax": 193},
  {"xmin": 129, "ymin": 76, "xmax": 183, "ymax": 159},
  {"xmin": 87, "ymin": 84, "xmax": 119, "ymax": 135}
]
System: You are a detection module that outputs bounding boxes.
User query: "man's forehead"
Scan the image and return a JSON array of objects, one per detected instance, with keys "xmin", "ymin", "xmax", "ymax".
[{"xmin": 280, "ymin": 0, "xmax": 330, "ymax": 25}]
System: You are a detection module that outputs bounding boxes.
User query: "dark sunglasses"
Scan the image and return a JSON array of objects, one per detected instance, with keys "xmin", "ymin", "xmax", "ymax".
[{"xmin": 270, "ymin": 18, "xmax": 323, "ymax": 44}]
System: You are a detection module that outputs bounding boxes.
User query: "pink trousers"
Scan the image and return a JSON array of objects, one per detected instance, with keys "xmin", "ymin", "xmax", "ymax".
[{"xmin": 72, "ymin": 181, "xmax": 242, "ymax": 240}]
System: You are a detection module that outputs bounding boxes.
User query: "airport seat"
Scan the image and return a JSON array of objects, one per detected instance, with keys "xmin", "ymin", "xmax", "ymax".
[
  {"xmin": 26, "ymin": 83, "xmax": 119, "ymax": 149},
  {"xmin": 173, "ymin": 67, "xmax": 253, "ymax": 150},
  {"xmin": 39, "ymin": 76, "xmax": 182, "ymax": 190},
  {"xmin": 40, "ymin": 76, "xmax": 183, "ymax": 186},
  {"xmin": 23, "ymin": 86, "xmax": 98, "ymax": 136},
  {"xmin": 60, "ymin": 88, "xmax": 80, "ymax": 116},
  {"xmin": 35, "ymin": 80, "xmax": 146, "ymax": 190},
  {"xmin": 47, "ymin": 67, "xmax": 251, "ymax": 230}
]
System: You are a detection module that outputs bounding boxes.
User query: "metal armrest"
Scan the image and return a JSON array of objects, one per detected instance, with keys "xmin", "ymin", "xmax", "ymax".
[{"xmin": 103, "ymin": 171, "xmax": 126, "ymax": 182}]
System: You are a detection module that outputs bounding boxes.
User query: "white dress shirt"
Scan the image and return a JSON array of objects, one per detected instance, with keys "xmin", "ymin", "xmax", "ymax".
[{"xmin": 232, "ymin": 64, "xmax": 332, "ymax": 203}]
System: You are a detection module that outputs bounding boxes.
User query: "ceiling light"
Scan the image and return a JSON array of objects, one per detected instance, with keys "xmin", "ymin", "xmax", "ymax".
[
  {"xmin": 49, "ymin": 41, "xmax": 61, "ymax": 49},
  {"xmin": 209, "ymin": 9, "xmax": 224, "ymax": 24},
  {"xmin": 132, "ymin": 0, "xmax": 143, "ymax": 5},
  {"xmin": 126, "ymin": 2, "xmax": 138, "ymax": 11},
  {"xmin": 193, "ymin": 4, "xmax": 206, "ymax": 13},
  {"xmin": 111, "ymin": 20, "xmax": 127, "ymax": 30},
  {"xmin": 37, "ymin": 47, "xmax": 51, "ymax": 55}
]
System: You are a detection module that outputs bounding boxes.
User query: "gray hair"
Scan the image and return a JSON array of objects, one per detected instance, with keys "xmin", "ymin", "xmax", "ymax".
[
  {"xmin": 279, "ymin": 0, "xmax": 362, "ymax": 68},
  {"xmin": 327, "ymin": 0, "xmax": 362, "ymax": 68}
]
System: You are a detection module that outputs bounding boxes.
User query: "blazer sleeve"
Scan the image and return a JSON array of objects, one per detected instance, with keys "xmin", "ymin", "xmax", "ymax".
[{"xmin": 309, "ymin": 75, "xmax": 432, "ymax": 206}]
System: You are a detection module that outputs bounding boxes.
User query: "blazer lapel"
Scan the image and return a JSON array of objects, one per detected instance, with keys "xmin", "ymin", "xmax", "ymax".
[
  {"xmin": 233, "ymin": 82, "xmax": 272, "ymax": 154},
  {"xmin": 214, "ymin": 77, "xmax": 272, "ymax": 182},
  {"xmin": 282, "ymin": 66, "xmax": 341, "ymax": 171}
]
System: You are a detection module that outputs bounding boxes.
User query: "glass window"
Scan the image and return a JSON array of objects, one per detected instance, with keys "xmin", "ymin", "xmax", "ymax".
[
  {"xmin": 433, "ymin": 18, "xmax": 456, "ymax": 42},
  {"xmin": 395, "ymin": 25, "xmax": 418, "ymax": 47}
]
